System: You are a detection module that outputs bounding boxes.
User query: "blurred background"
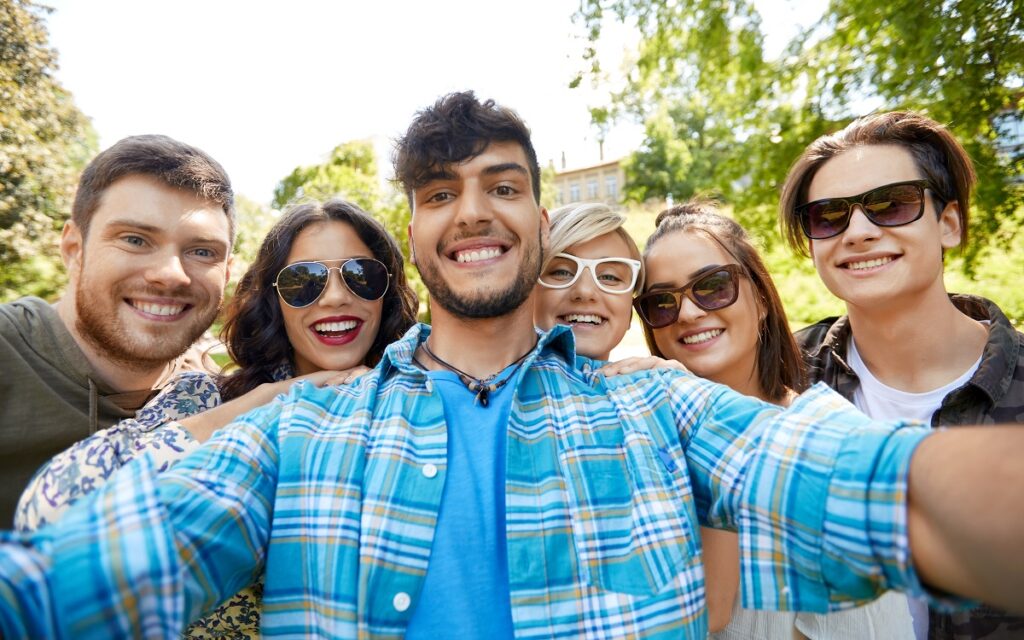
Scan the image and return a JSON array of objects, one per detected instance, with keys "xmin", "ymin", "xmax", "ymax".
[{"xmin": 3, "ymin": 0, "xmax": 1021, "ymax": 361}]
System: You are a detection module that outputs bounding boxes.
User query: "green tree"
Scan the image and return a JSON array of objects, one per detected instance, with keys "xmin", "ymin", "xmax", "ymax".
[
  {"xmin": 1, "ymin": 0, "xmax": 96, "ymax": 301},
  {"xmin": 575, "ymin": 0, "xmax": 1024, "ymax": 258},
  {"xmin": 231, "ymin": 194, "xmax": 277, "ymax": 275}
]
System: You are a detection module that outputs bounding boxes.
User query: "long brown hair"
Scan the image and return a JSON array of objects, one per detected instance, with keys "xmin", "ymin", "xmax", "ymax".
[
  {"xmin": 218, "ymin": 199, "xmax": 418, "ymax": 401},
  {"xmin": 642, "ymin": 200, "xmax": 805, "ymax": 402}
]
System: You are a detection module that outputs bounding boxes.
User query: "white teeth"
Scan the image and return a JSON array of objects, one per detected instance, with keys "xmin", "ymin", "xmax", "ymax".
[
  {"xmin": 845, "ymin": 256, "xmax": 894, "ymax": 270},
  {"xmin": 455, "ymin": 247, "xmax": 502, "ymax": 263},
  {"xmin": 682, "ymin": 329, "xmax": 723, "ymax": 344},
  {"xmin": 314, "ymin": 320, "xmax": 358, "ymax": 333},
  {"xmin": 562, "ymin": 314, "xmax": 604, "ymax": 325},
  {"xmin": 133, "ymin": 301, "xmax": 185, "ymax": 317}
]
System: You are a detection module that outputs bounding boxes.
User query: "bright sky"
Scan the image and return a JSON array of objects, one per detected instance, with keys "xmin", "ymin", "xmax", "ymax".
[{"xmin": 42, "ymin": 0, "xmax": 821, "ymax": 205}]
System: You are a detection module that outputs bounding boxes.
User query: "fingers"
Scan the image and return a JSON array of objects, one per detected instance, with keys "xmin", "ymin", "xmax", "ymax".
[
  {"xmin": 320, "ymin": 366, "xmax": 372, "ymax": 387},
  {"xmin": 597, "ymin": 356, "xmax": 690, "ymax": 378}
]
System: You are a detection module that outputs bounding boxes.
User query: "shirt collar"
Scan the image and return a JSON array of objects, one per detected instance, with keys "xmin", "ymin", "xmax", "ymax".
[{"xmin": 379, "ymin": 322, "xmax": 578, "ymax": 378}]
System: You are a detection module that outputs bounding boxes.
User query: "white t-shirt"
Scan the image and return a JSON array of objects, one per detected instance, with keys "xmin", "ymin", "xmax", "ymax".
[{"xmin": 846, "ymin": 336, "xmax": 983, "ymax": 640}]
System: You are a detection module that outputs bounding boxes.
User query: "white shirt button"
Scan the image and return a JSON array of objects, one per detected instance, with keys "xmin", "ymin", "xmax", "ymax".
[
  {"xmin": 422, "ymin": 463, "xmax": 438, "ymax": 479},
  {"xmin": 424, "ymin": 380, "xmax": 433, "ymax": 393},
  {"xmin": 393, "ymin": 591, "xmax": 411, "ymax": 612}
]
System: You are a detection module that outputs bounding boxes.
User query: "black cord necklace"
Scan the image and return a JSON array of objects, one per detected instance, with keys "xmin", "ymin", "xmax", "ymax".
[{"xmin": 419, "ymin": 339, "xmax": 535, "ymax": 407}]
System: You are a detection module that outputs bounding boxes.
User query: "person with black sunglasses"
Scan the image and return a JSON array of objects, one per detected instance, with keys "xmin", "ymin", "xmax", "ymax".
[
  {"xmin": 3, "ymin": 93, "xmax": 1024, "ymax": 640},
  {"xmin": 637, "ymin": 199, "xmax": 915, "ymax": 638},
  {"xmin": 12, "ymin": 199, "xmax": 419, "ymax": 638},
  {"xmin": 780, "ymin": 111, "xmax": 1024, "ymax": 640}
]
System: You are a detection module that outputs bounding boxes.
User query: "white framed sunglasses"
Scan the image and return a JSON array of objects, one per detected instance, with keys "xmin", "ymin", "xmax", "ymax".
[{"xmin": 537, "ymin": 253, "xmax": 641, "ymax": 295}]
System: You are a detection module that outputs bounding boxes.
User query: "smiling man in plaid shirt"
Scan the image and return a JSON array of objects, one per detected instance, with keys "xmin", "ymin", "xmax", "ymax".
[{"xmin": 0, "ymin": 91, "xmax": 1022, "ymax": 639}]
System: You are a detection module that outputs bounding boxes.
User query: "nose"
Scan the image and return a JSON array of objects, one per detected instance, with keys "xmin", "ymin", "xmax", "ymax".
[
  {"xmin": 316, "ymin": 268, "xmax": 354, "ymax": 307},
  {"xmin": 570, "ymin": 266, "xmax": 600, "ymax": 301},
  {"xmin": 841, "ymin": 205, "xmax": 882, "ymax": 246},
  {"xmin": 144, "ymin": 252, "xmax": 191, "ymax": 289},
  {"xmin": 453, "ymin": 186, "xmax": 494, "ymax": 228},
  {"xmin": 676, "ymin": 293, "xmax": 707, "ymax": 324}
]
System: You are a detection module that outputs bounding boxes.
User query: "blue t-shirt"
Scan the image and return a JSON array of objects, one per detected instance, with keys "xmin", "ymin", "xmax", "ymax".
[{"xmin": 404, "ymin": 367, "xmax": 518, "ymax": 639}]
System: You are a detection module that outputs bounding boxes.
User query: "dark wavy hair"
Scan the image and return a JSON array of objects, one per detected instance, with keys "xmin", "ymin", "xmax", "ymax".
[
  {"xmin": 642, "ymin": 200, "xmax": 806, "ymax": 403},
  {"xmin": 218, "ymin": 199, "xmax": 419, "ymax": 401},
  {"xmin": 779, "ymin": 110, "xmax": 977, "ymax": 255},
  {"xmin": 393, "ymin": 90, "xmax": 541, "ymax": 205}
]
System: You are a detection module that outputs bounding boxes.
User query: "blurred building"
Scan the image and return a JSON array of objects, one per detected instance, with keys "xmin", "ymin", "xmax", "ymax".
[{"xmin": 551, "ymin": 158, "xmax": 625, "ymax": 206}]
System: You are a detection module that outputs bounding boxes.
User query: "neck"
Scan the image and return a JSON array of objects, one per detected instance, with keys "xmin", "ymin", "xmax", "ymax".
[
  {"xmin": 422, "ymin": 294, "xmax": 538, "ymax": 379},
  {"xmin": 845, "ymin": 288, "xmax": 987, "ymax": 392},
  {"xmin": 54, "ymin": 296, "xmax": 176, "ymax": 393},
  {"xmin": 719, "ymin": 366, "xmax": 771, "ymax": 405}
]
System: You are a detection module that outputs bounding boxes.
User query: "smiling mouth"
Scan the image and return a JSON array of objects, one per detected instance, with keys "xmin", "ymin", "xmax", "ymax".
[
  {"xmin": 559, "ymin": 313, "xmax": 606, "ymax": 326},
  {"xmin": 129, "ymin": 300, "xmax": 188, "ymax": 317},
  {"xmin": 681, "ymin": 329, "xmax": 723, "ymax": 345},
  {"xmin": 843, "ymin": 256, "xmax": 895, "ymax": 271},
  {"xmin": 453, "ymin": 246, "xmax": 504, "ymax": 263},
  {"xmin": 313, "ymin": 319, "xmax": 359, "ymax": 336}
]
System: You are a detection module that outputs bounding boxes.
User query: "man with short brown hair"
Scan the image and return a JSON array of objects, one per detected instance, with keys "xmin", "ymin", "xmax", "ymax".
[{"xmin": 0, "ymin": 134, "xmax": 235, "ymax": 526}]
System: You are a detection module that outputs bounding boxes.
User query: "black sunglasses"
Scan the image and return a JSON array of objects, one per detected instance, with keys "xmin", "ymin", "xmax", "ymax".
[
  {"xmin": 634, "ymin": 264, "xmax": 745, "ymax": 329},
  {"xmin": 796, "ymin": 179, "xmax": 939, "ymax": 240},
  {"xmin": 273, "ymin": 258, "xmax": 390, "ymax": 308}
]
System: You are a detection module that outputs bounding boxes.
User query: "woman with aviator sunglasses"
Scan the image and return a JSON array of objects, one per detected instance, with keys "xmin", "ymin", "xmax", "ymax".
[
  {"xmin": 15, "ymin": 199, "xmax": 418, "ymax": 638},
  {"xmin": 635, "ymin": 199, "xmax": 914, "ymax": 638}
]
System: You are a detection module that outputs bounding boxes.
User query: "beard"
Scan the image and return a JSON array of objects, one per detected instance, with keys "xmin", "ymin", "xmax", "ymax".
[
  {"xmin": 74, "ymin": 276, "xmax": 219, "ymax": 372},
  {"xmin": 419, "ymin": 228, "xmax": 544, "ymax": 319}
]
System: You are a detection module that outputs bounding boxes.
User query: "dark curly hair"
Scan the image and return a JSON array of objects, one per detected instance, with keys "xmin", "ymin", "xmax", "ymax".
[
  {"xmin": 642, "ymin": 199, "xmax": 806, "ymax": 403},
  {"xmin": 218, "ymin": 199, "xmax": 419, "ymax": 401},
  {"xmin": 393, "ymin": 90, "xmax": 541, "ymax": 205}
]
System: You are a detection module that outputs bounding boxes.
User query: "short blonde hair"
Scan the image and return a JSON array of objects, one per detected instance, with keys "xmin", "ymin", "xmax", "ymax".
[{"xmin": 545, "ymin": 202, "xmax": 645, "ymax": 292}]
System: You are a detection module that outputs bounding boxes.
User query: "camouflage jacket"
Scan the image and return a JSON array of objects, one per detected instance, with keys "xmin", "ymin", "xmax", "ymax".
[{"xmin": 796, "ymin": 293, "xmax": 1024, "ymax": 640}]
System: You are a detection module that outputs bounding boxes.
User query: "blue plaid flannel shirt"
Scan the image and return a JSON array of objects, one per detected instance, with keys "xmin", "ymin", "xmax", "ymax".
[{"xmin": 0, "ymin": 324, "xmax": 946, "ymax": 639}]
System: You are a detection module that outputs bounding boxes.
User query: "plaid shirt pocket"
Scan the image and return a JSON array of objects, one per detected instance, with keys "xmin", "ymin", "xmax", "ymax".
[{"xmin": 559, "ymin": 432, "xmax": 695, "ymax": 597}]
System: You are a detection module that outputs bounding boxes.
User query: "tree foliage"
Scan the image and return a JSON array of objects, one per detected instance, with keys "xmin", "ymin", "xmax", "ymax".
[
  {"xmin": 575, "ymin": 0, "xmax": 1024, "ymax": 260},
  {"xmin": 272, "ymin": 140, "xmax": 426, "ymax": 317},
  {"xmin": 1, "ymin": 0, "xmax": 96, "ymax": 301}
]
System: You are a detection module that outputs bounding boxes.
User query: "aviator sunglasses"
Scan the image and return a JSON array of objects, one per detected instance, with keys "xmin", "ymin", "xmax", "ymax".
[
  {"xmin": 634, "ymin": 264, "xmax": 745, "ymax": 329},
  {"xmin": 273, "ymin": 258, "xmax": 390, "ymax": 308},
  {"xmin": 537, "ymin": 253, "xmax": 642, "ymax": 295},
  {"xmin": 796, "ymin": 179, "xmax": 940, "ymax": 240}
]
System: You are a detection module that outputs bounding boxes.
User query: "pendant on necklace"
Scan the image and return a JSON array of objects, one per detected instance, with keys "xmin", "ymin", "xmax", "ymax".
[{"xmin": 467, "ymin": 381, "xmax": 491, "ymax": 407}]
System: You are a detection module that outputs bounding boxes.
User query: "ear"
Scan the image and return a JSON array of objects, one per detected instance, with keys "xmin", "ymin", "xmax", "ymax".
[
  {"xmin": 224, "ymin": 255, "xmax": 234, "ymax": 288},
  {"xmin": 406, "ymin": 220, "xmax": 416, "ymax": 266},
  {"xmin": 60, "ymin": 221, "xmax": 84, "ymax": 281},
  {"xmin": 539, "ymin": 206, "xmax": 550, "ymax": 255},
  {"xmin": 938, "ymin": 201, "xmax": 962, "ymax": 250}
]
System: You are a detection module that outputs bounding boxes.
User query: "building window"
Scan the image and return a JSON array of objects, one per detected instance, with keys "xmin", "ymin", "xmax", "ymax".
[
  {"xmin": 605, "ymin": 175, "xmax": 618, "ymax": 198},
  {"xmin": 587, "ymin": 178, "xmax": 599, "ymax": 199},
  {"xmin": 569, "ymin": 182, "xmax": 581, "ymax": 201}
]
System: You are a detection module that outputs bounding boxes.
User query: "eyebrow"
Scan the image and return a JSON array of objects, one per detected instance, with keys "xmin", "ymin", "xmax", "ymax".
[
  {"xmin": 647, "ymin": 263, "xmax": 725, "ymax": 290},
  {"xmin": 481, "ymin": 162, "xmax": 529, "ymax": 178},
  {"xmin": 104, "ymin": 219, "xmax": 230, "ymax": 249}
]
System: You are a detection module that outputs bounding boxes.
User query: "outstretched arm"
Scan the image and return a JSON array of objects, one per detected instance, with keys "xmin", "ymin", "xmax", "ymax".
[
  {"xmin": 0, "ymin": 399, "xmax": 285, "ymax": 638},
  {"xmin": 908, "ymin": 427, "xmax": 1024, "ymax": 612}
]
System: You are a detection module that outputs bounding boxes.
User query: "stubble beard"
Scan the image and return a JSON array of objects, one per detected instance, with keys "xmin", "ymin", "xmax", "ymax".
[
  {"xmin": 73, "ymin": 274, "xmax": 219, "ymax": 372},
  {"xmin": 420, "ymin": 228, "xmax": 544, "ymax": 319}
]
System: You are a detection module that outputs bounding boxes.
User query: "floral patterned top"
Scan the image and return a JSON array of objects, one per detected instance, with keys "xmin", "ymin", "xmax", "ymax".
[{"xmin": 15, "ymin": 367, "xmax": 291, "ymax": 639}]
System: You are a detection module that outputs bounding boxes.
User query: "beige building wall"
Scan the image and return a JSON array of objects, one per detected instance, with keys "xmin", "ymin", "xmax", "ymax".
[{"xmin": 551, "ymin": 159, "xmax": 625, "ymax": 207}]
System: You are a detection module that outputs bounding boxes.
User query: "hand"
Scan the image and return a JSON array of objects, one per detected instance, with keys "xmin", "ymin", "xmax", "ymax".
[
  {"xmin": 308, "ymin": 366, "xmax": 372, "ymax": 387},
  {"xmin": 597, "ymin": 356, "xmax": 689, "ymax": 377}
]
